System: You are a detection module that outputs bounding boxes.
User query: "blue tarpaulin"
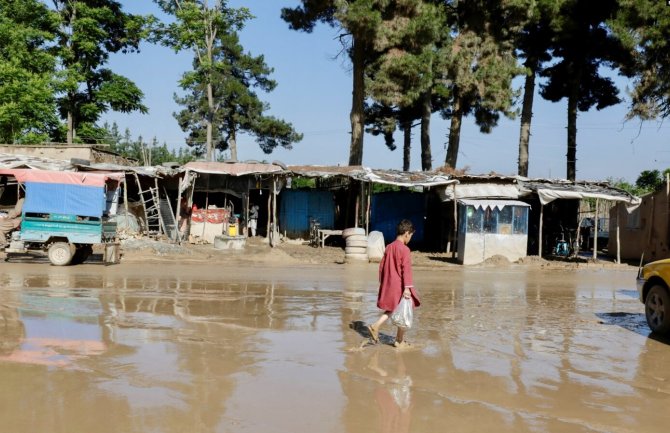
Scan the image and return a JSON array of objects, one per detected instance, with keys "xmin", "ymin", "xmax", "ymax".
[{"xmin": 24, "ymin": 182, "xmax": 106, "ymax": 218}]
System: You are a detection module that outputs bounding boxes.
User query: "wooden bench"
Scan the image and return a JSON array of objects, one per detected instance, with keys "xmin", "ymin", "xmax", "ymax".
[{"xmin": 317, "ymin": 229, "xmax": 343, "ymax": 248}]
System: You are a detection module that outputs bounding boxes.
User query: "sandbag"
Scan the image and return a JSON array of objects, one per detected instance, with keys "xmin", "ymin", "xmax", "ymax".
[{"xmin": 367, "ymin": 231, "xmax": 385, "ymax": 261}]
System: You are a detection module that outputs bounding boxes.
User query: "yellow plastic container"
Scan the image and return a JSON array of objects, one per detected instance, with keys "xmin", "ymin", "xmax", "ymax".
[{"xmin": 227, "ymin": 223, "xmax": 238, "ymax": 236}]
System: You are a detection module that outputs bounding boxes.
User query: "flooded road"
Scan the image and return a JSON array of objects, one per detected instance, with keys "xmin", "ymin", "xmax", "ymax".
[{"xmin": 0, "ymin": 262, "xmax": 667, "ymax": 433}]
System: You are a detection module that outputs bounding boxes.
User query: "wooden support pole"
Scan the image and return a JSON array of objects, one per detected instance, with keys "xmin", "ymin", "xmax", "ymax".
[
  {"xmin": 174, "ymin": 171, "xmax": 184, "ymax": 243},
  {"xmin": 123, "ymin": 174, "xmax": 129, "ymax": 216},
  {"xmin": 452, "ymin": 184, "xmax": 457, "ymax": 258},
  {"xmin": 354, "ymin": 182, "xmax": 360, "ymax": 228},
  {"xmin": 616, "ymin": 205, "xmax": 623, "ymax": 264},
  {"xmin": 271, "ymin": 177, "xmax": 278, "ymax": 247},
  {"xmin": 539, "ymin": 204, "xmax": 544, "ymax": 257},
  {"xmin": 266, "ymin": 182, "xmax": 271, "ymax": 241},
  {"xmin": 365, "ymin": 182, "xmax": 371, "ymax": 234},
  {"xmin": 593, "ymin": 198, "xmax": 599, "ymax": 260}
]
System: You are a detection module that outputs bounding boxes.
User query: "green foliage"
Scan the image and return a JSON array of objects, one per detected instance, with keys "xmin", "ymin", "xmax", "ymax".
[
  {"xmin": 608, "ymin": 168, "xmax": 670, "ymax": 196},
  {"xmin": 51, "ymin": 0, "xmax": 148, "ymax": 142},
  {"xmin": 154, "ymin": 0, "xmax": 302, "ymax": 160},
  {"xmin": 635, "ymin": 169, "xmax": 664, "ymax": 192},
  {"xmin": 290, "ymin": 177, "xmax": 316, "ymax": 189},
  {"xmin": 101, "ymin": 122, "xmax": 197, "ymax": 166},
  {"xmin": 0, "ymin": 0, "xmax": 59, "ymax": 143},
  {"xmin": 613, "ymin": 1, "xmax": 670, "ymax": 120},
  {"xmin": 539, "ymin": 0, "xmax": 629, "ymax": 111}
]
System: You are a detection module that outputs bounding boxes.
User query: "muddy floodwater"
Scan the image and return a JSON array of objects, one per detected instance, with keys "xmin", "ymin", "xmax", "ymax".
[{"xmin": 0, "ymin": 261, "xmax": 668, "ymax": 433}]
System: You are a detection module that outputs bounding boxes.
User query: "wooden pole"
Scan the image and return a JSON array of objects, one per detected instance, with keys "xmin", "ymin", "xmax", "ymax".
[
  {"xmin": 174, "ymin": 171, "xmax": 185, "ymax": 243},
  {"xmin": 593, "ymin": 198, "xmax": 599, "ymax": 260},
  {"xmin": 266, "ymin": 182, "xmax": 271, "ymax": 241},
  {"xmin": 271, "ymin": 177, "xmax": 278, "ymax": 247},
  {"xmin": 122, "ymin": 174, "xmax": 129, "ymax": 215},
  {"xmin": 616, "ymin": 205, "xmax": 623, "ymax": 264},
  {"xmin": 354, "ymin": 182, "xmax": 360, "ymax": 228},
  {"xmin": 245, "ymin": 178, "xmax": 250, "ymax": 237},
  {"xmin": 539, "ymin": 204, "xmax": 544, "ymax": 257},
  {"xmin": 452, "ymin": 184, "xmax": 457, "ymax": 258},
  {"xmin": 365, "ymin": 182, "xmax": 371, "ymax": 234}
]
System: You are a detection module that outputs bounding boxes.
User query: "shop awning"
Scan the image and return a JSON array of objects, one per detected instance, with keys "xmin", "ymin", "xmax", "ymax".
[
  {"xmin": 0, "ymin": 169, "xmax": 123, "ymax": 187},
  {"xmin": 458, "ymin": 199, "xmax": 530, "ymax": 210}
]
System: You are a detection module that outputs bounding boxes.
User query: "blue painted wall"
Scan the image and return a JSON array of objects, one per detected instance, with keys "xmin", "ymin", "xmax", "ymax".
[
  {"xmin": 370, "ymin": 191, "xmax": 425, "ymax": 244},
  {"xmin": 279, "ymin": 190, "xmax": 335, "ymax": 238}
]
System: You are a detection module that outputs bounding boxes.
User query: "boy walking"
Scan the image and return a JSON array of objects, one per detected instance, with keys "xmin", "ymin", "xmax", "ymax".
[{"xmin": 367, "ymin": 219, "xmax": 420, "ymax": 347}]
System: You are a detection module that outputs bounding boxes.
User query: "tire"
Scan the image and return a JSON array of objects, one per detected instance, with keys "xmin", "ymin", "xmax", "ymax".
[
  {"xmin": 48, "ymin": 242, "xmax": 74, "ymax": 266},
  {"xmin": 346, "ymin": 240, "xmax": 368, "ymax": 248},
  {"xmin": 345, "ymin": 252, "xmax": 369, "ymax": 262},
  {"xmin": 342, "ymin": 227, "xmax": 366, "ymax": 238},
  {"xmin": 346, "ymin": 234, "xmax": 368, "ymax": 243},
  {"xmin": 345, "ymin": 246, "xmax": 367, "ymax": 254},
  {"xmin": 645, "ymin": 285, "xmax": 670, "ymax": 335}
]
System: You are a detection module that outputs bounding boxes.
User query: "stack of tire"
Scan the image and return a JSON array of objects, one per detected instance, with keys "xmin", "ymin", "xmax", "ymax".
[{"xmin": 343, "ymin": 227, "xmax": 368, "ymax": 262}]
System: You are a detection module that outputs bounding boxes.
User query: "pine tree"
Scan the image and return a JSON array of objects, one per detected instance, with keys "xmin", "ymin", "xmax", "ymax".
[
  {"xmin": 613, "ymin": 1, "xmax": 670, "ymax": 121},
  {"xmin": 514, "ymin": 0, "xmax": 559, "ymax": 177},
  {"xmin": 282, "ymin": 1, "xmax": 378, "ymax": 166},
  {"xmin": 539, "ymin": 0, "xmax": 632, "ymax": 181},
  {"xmin": 440, "ymin": 0, "xmax": 526, "ymax": 170},
  {"xmin": 156, "ymin": 0, "xmax": 302, "ymax": 161},
  {"xmin": 364, "ymin": 0, "xmax": 443, "ymax": 171}
]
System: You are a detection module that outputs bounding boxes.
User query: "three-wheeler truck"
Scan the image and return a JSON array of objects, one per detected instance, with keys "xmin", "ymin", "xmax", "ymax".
[{"xmin": 0, "ymin": 169, "xmax": 123, "ymax": 266}]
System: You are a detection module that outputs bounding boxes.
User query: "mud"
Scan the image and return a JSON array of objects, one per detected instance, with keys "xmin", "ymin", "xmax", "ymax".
[{"xmin": 0, "ymin": 254, "xmax": 667, "ymax": 433}]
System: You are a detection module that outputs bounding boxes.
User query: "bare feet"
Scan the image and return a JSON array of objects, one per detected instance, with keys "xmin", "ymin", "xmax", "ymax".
[{"xmin": 367, "ymin": 324, "xmax": 379, "ymax": 343}]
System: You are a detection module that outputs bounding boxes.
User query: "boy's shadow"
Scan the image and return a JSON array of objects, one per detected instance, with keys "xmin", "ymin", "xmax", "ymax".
[{"xmin": 350, "ymin": 320, "xmax": 395, "ymax": 345}]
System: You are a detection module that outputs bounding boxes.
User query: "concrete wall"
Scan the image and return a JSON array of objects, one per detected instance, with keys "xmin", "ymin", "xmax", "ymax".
[
  {"xmin": 0, "ymin": 145, "xmax": 136, "ymax": 166},
  {"xmin": 458, "ymin": 232, "xmax": 528, "ymax": 265},
  {"xmin": 609, "ymin": 190, "xmax": 670, "ymax": 262}
]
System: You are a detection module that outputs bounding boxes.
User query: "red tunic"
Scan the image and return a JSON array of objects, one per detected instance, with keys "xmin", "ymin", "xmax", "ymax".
[{"xmin": 377, "ymin": 239, "xmax": 420, "ymax": 311}]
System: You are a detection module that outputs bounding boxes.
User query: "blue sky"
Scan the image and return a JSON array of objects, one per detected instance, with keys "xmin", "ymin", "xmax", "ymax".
[{"xmin": 101, "ymin": 1, "xmax": 668, "ymax": 183}]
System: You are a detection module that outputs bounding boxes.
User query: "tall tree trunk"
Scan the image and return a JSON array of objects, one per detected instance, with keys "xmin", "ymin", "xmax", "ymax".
[
  {"xmin": 67, "ymin": 109, "xmax": 74, "ymax": 145},
  {"xmin": 348, "ymin": 37, "xmax": 365, "ymax": 166},
  {"xmin": 206, "ymin": 83, "xmax": 214, "ymax": 161},
  {"xmin": 420, "ymin": 91, "xmax": 432, "ymax": 171},
  {"xmin": 402, "ymin": 119, "xmax": 411, "ymax": 171},
  {"xmin": 566, "ymin": 85, "xmax": 578, "ymax": 181},
  {"xmin": 445, "ymin": 95, "xmax": 463, "ymax": 169},
  {"xmin": 66, "ymin": 5, "xmax": 76, "ymax": 145},
  {"xmin": 230, "ymin": 129, "xmax": 238, "ymax": 161},
  {"xmin": 517, "ymin": 62, "xmax": 536, "ymax": 177}
]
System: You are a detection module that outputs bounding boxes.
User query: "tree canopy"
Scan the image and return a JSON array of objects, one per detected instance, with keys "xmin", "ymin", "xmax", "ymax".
[
  {"xmin": 0, "ymin": 0, "xmax": 58, "ymax": 143},
  {"xmin": 156, "ymin": 0, "xmax": 302, "ymax": 161},
  {"xmin": 51, "ymin": 0, "xmax": 148, "ymax": 144}
]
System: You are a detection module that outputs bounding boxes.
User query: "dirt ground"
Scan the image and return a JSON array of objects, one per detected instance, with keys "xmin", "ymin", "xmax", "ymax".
[{"xmin": 118, "ymin": 235, "xmax": 637, "ymax": 272}]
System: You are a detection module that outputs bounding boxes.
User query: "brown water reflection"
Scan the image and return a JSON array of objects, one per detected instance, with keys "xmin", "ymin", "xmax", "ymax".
[{"xmin": 0, "ymin": 263, "xmax": 668, "ymax": 433}]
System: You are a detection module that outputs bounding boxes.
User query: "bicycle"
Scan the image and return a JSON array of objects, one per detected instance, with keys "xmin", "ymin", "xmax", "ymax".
[
  {"xmin": 553, "ymin": 224, "xmax": 571, "ymax": 257},
  {"xmin": 309, "ymin": 217, "xmax": 321, "ymax": 248},
  {"xmin": 553, "ymin": 225, "xmax": 579, "ymax": 258}
]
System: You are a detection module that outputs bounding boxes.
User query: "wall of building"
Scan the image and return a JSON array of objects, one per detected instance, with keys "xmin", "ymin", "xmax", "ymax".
[
  {"xmin": 0, "ymin": 145, "xmax": 136, "ymax": 166},
  {"xmin": 609, "ymin": 190, "xmax": 670, "ymax": 262},
  {"xmin": 458, "ymin": 233, "xmax": 528, "ymax": 265}
]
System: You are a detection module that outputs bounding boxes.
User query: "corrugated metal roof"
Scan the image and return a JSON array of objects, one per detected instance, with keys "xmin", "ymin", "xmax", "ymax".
[
  {"xmin": 288, "ymin": 165, "xmax": 457, "ymax": 187},
  {"xmin": 0, "ymin": 153, "xmax": 72, "ymax": 171},
  {"xmin": 184, "ymin": 161, "xmax": 285, "ymax": 176}
]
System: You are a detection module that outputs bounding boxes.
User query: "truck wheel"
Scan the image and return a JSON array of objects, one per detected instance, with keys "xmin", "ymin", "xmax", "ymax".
[
  {"xmin": 645, "ymin": 285, "xmax": 670, "ymax": 335},
  {"xmin": 48, "ymin": 242, "xmax": 74, "ymax": 266}
]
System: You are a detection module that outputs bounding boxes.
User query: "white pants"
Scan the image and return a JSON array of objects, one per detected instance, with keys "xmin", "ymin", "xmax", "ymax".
[{"xmin": 249, "ymin": 218, "xmax": 257, "ymax": 237}]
